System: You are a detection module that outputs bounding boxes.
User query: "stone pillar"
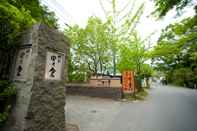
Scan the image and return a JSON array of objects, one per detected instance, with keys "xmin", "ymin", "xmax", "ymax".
[{"xmin": 6, "ymin": 24, "xmax": 69, "ymax": 131}]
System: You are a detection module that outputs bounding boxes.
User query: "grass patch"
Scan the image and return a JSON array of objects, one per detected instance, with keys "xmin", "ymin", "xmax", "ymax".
[
  {"xmin": 123, "ymin": 88, "xmax": 148, "ymax": 101},
  {"xmin": 135, "ymin": 88, "xmax": 148, "ymax": 100}
]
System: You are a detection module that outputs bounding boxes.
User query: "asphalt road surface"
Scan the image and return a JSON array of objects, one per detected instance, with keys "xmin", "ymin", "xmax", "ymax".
[{"xmin": 65, "ymin": 84, "xmax": 197, "ymax": 131}]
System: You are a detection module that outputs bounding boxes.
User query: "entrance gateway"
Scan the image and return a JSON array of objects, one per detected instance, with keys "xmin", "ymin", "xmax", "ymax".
[{"xmin": 4, "ymin": 24, "xmax": 69, "ymax": 131}]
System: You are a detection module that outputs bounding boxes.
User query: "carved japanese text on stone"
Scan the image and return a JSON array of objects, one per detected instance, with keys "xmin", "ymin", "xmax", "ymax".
[
  {"xmin": 45, "ymin": 51, "xmax": 64, "ymax": 80},
  {"xmin": 14, "ymin": 48, "xmax": 32, "ymax": 81}
]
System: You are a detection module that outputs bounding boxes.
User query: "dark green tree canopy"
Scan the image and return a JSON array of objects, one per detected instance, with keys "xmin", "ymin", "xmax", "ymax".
[
  {"xmin": 0, "ymin": 0, "xmax": 58, "ymax": 50},
  {"xmin": 151, "ymin": 14, "xmax": 197, "ymax": 87},
  {"xmin": 0, "ymin": 0, "xmax": 58, "ymax": 80},
  {"xmin": 153, "ymin": 0, "xmax": 196, "ymax": 17}
]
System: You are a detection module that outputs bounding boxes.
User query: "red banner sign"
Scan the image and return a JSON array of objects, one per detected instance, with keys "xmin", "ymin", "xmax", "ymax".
[{"xmin": 122, "ymin": 71, "xmax": 135, "ymax": 93}]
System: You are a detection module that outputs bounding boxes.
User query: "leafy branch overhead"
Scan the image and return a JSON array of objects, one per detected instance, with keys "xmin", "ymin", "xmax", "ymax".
[
  {"xmin": 151, "ymin": 13, "xmax": 197, "ymax": 86},
  {"xmin": 153, "ymin": 0, "xmax": 196, "ymax": 18},
  {"xmin": 0, "ymin": 0, "xmax": 58, "ymax": 50}
]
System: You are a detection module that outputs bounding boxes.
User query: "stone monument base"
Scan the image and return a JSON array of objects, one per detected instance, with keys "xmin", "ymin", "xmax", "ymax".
[{"xmin": 3, "ymin": 24, "xmax": 68, "ymax": 131}]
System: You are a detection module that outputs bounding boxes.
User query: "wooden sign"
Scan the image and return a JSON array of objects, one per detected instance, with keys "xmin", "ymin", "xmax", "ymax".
[
  {"xmin": 45, "ymin": 51, "xmax": 64, "ymax": 80},
  {"xmin": 122, "ymin": 71, "xmax": 135, "ymax": 93},
  {"xmin": 14, "ymin": 48, "xmax": 32, "ymax": 81}
]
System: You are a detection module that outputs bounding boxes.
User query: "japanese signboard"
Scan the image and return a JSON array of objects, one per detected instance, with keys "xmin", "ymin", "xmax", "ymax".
[
  {"xmin": 14, "ymin": 48, "xmax": 32, "ymax": 81},
  {"xmin": 122, "ymin": 71, "xmax": 135, "ymax": 93},
  {"xmin": 45, "ymin": 51, "xmax": 64, "ymax": 80}
]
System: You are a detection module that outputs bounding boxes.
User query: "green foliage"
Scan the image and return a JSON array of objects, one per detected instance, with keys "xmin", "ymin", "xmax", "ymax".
[
  {"xmin": 135, "ymin": 88, "xmax": 148, "ymax": 100},
  {"xmin": 0, "ymin": 0, "xmax": 59, "ymax": 80},
  {"xmin": 0, "ymin": 1, "xmax": 35, "ymax": 50},
  {"xmin": 69, "ymin": 72, "xmax": 87, "ymax": 83},
  {"xmin": 65, "ymin": 17, "xmax": 113, "ymax": 82},
  {"xmin": 118, "ymin": 45, "xmax": 136, "ymax": 72},
  {"xmin": 151, "ymin": 14, "xmax": 197, "ymax": 87},
  {"xmin": 0, "ymin": 80, "xmax": 16, "ymax": 126},
  {"xmin": 68, "ymin": 56, "xmax": 89, "ymax": 82},
  {"xmin": 123, "ymin": 88, "xmax": 148, "ymax": 101},
  {"xmin": 99, "ymin": 0, "xmax": 145, "ymax": 75},
  {"xmin": 0, "ymin": 111, "xmax": 9, "ymax": 126},
  {"xmin": 65, "ymin": 1, "xmax": 154, "ymax": 82},
  {"xmin": 6, "ymin": 0, "xmax": 58, "ymax": 28},
  {"xmin": 0, "ymin": 81, "xmax": 16, "ymax": 97},
  {"xmin": 0, "ymin": 0, "xmax": 58, "ymax": 51},
  {"xmin": 109, "ymin": 1, "xmax": 153, "ymax": 77},
  {"xmin": 153, "ymin": 0, "xmax": 195, "ymax": 18},
  {"xmin": 171, "ymin": 68, "xmax": 194, "ymax": 86},
  {"xmin": 117, "ymin": 31, "xmax": 153, "ymax": 77},
  {"xmin": 140, "ymin": 64, "xmax": 155, "ymax": 77}
]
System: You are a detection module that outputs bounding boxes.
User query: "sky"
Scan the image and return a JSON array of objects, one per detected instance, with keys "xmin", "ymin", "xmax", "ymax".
[{"xmin": 41, "ymin": 0, "xmax": 195, "ymax": 44}]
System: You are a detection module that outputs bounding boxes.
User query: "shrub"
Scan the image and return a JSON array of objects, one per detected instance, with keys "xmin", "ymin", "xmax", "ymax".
[
  {"xmin": 0, "ymin": 80, "xmax": 16, "ymax": 126},
  {"xmin": 171, "ymin": 68, "xmax": 195, "ymax": 87}
]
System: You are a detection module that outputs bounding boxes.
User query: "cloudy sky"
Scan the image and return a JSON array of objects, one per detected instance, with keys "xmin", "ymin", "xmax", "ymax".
[{"xmin": 41, "ymin": 0, "xmax": 195, "ymax": 43}]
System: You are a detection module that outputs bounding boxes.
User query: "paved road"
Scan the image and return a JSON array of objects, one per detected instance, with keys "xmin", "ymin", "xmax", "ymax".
[{"xmin": 65, "ymin": 84, "xmax": 197, "ymax": 131}]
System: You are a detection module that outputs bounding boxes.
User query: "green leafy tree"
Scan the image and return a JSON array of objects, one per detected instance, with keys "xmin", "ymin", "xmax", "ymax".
[
  {"xmin": 99, "ymin": 0, "xmax": 145, "ymax": 75},
  {"xmin": 65, "ymin": 17, "xmax": 112, "ymax": 82},
  {"xmin": 6, "ymin": 0, "xmax": 58, "ymax": 27},
  {"xmin": 66, "ymin": 1, "xmax": 152, "ymax": 82},
  {"xmin": 153, "ymin": 0, "xmax": 196, "ymax": 18},
  {"xmin": 0, "ymin": 1, "xmax": 35, "ymax": 48},
  {"xmin": 151, "ymin": 14, "xmax": 197, "ymax": 87},
  {"xmin": 117, "ymin": 31, "xmax": 152, "ymax": 76},
  {"xmin": 0, "ymin": 0, "xmax": 59, "ymax": 79}
]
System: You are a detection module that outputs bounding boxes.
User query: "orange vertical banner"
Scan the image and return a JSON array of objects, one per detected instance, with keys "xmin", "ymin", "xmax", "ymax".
[{"xmin": 122, "ymin": 71, "xmax": 135, "ymax": 93}]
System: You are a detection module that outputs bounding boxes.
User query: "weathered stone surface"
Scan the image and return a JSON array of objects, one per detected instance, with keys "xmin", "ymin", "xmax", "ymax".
[{"xmin": 3, "ymin": 24, "xmax": 69, "ymax": 131}]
